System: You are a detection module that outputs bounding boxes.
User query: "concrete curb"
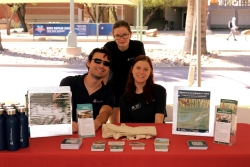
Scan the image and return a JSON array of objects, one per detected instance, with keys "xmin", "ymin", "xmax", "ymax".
[{"xmin": 1, "ymin": 64, "xmax": 250, "ymax": 71}]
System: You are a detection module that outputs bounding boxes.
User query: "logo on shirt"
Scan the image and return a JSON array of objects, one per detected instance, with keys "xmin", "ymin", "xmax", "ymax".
[
  {"xmin": 131, "ymin": 103, "xmax": 141, "ymax": 111},
  {"xmin": 127, "ymin": 57, "xmax": 135, "ymax": 61},
  {"xmin": 93, "ymin": 99, "xmax": 103, "ymax": 103}
]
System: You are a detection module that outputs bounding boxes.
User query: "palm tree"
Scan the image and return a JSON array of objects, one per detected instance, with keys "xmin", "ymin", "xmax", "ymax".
[{"xmin": 183, "ymin": 0, "xmax": 208, "ymax": 54}]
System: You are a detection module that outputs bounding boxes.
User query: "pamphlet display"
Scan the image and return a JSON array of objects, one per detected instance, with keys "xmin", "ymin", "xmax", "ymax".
[
  {"xmin": 91, "ymin": 140, "xmax": 106, "ymax": 151},
  {"xmin": 77, "ymin": 104, "xmax": 95, "ymax": 138},
  {"xmin": 214, "ymin": 99, "xmax": 238, "ymax": 146},
  {"xmin": 154, "ymin": 138, "xmax": 169, "ymax": 152},
  {"xmin": 129, "ymin": 141, "xmax": 146, "ymax": 150},
  {"xmin": 28, "ymin": 86, "xmax": 72, "ymax": 138},
  {"xmin": 187, "ymin": 140, "xmax": 208, "ymax": 150},
  {"xmin": 172, "ymin": 86, "xmax": 215, "ymax": 137},
  {"xmin": 61, "ymin": 138, "xmax": 82, "ymax": 149},
  {"xmin": 110, "ymin": 145, "xmax": 124, "ymax": 152}
]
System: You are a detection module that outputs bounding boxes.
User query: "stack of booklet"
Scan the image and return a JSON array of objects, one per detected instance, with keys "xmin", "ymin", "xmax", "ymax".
[
  {"xmin": 154, "ymin": 138, "xmax": 169, "ymax": 152},
  {"xmin": 187, "ymin": 140, "xmax": 208, "ymax": 150},
  {"xmin": 91, "ymin": 140, "xmax": 106, "ymax": 151},
  {"xmin": 60, "ymin": 138, "xmax": 82, "ymax": 149},
  {"xmin": 108, "ymin": 141, "xmax": 125, "ymax": 152},
  {"xmin": 129, "ymin": 141, "xmax": 146, "ymax": 150}
]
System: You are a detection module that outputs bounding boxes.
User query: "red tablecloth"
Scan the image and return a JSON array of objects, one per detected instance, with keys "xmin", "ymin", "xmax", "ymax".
[{"xmin": 1, "ymin": 123, "xmax": 250, "ymax": 167}]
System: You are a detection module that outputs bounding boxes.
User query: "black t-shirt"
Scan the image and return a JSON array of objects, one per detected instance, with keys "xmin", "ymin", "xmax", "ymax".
[
  {"xmin": 119, "ymin": 84, "xmax": 166, "ymax": 123},
  {"xmin": 104, "ymin": 40, "xmax": 145, "ymax": 87},
  {"xmin": 59, "ymin": 74, "xmax": 115, "ymax": 122}
]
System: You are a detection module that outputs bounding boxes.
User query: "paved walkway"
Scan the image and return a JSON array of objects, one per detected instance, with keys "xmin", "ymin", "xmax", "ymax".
[
  {"xmin": 1, "ymin": 28, "xmax": 250, "ymax": 51},
  {"xmin": 0, "ymin": 28, "xmax": 250, "ymax": 107}
]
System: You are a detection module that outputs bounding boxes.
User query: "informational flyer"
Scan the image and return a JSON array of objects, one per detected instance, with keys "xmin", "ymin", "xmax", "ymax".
[
  {"xmin": 214, "ymin": 108, "xmax": 233, "ymax": 145},
  {"xmin": 77, "ymin": 104, "xmax": 95, "ymax": 138},
  {"xmin": 172, "ymin": 86, "xmax": 215, "ymax": 137},
  {"xmin": 28, "ymin": 86, "xmax": 72, "ymax": 138},
  {"xmin": 176, "ymin": 90, "xmax": 210, "ymax": 132}
]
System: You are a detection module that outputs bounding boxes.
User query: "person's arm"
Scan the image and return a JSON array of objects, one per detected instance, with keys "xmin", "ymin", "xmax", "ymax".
[
  {"xmin": 155, "ymin": 85, "xmax": 167, "ymax": 123},
  {"xmin": 155, "ymin": 114, "xmax": 164, "ymax": 123},
  {"xmin": 72, "ymin": 121, "xmax": 78, "ymax": 133},
  {"xmin": 94, "ymin": 105, "xmax": 112, "ymax": 131}
]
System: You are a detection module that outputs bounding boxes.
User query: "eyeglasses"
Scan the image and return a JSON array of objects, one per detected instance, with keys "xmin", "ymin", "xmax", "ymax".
[
  {"xmin": 91, "ymin": 58, "xmax": 111, "ymax": 67},
  {"xmin": 114, "ymin": 34, "xmax": 129, "ymax": 40}
]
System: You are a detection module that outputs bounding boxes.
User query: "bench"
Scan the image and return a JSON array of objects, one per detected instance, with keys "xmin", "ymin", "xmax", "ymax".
[{"xmin": 130, "ymin": 26, "xmax": 148, "ymax": 33}]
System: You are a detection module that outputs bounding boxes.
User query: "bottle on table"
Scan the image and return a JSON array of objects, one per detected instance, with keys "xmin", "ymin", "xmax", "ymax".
[
  {"xmin": 0, "ymin": 109, "xmax": 6, "ymax": 151},
  {"xmin": 6, "ymin": 108, "xmax": 20, "ymax": 151},
  {"xmin": 18, "ymin": 107, "xmax": 29, "ymax": 148}
]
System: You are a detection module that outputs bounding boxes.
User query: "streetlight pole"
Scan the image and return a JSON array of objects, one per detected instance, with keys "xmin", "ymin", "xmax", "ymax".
[
  {"xmin": 67, "ymin": 0, "xmax": 77, "ymax": 47},
  {"xmin": 65, "ymin": 0, "xmax": 81, "ymax": 55}
]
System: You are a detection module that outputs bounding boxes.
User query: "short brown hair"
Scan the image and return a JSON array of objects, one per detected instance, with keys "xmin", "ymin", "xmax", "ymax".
[{"xmin": 112, "ymin": 20, "xmax": 132, "ymax": 35}]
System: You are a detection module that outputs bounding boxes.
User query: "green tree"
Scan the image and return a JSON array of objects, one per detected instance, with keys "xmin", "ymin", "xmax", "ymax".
[
  {"xmin": 84, "ymin": 3, "xmax": 118, "ymax": 23},
  {"xmin": 14, "ymin": 3, "xmax": 28, "ymax": 32},
  {"xmin": 1, "ymin": 3, "xmax": 29, "ymax": 35},
  {"xmin": 1, "ymin": 4, "xmax": 14, "ymax": 35},
  {"xmin": 138, "ymin": 0, "xmax": 187, "ymax": 26}
]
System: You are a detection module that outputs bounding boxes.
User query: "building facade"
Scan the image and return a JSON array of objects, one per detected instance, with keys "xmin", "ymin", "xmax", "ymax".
[
  {"xmin": 0, "ymin": 0, "xmax": 249, "ymax": 30},
  {"xmin": 209, "ymin": 0, "xmax": 250, "ymax": 29}
]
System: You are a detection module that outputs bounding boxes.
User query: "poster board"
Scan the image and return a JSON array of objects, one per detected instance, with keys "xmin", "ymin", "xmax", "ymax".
[
  {"xmin": 28, "ymin": 86, "xmax": 72, "ymax": 138},
  {"xmin": 172, "ymin": 86, "xmax": 215, "ymax": 137}
]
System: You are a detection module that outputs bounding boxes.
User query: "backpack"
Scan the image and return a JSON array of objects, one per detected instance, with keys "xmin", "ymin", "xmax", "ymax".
[{"xmin": 228, "ymin": 21, "xmax": 232, "ymax": 29}]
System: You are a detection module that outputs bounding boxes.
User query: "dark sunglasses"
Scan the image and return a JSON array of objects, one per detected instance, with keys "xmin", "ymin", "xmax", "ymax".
[{"xmin": 91, "ymin": 58, "xmax": 111, "ymax": 67}]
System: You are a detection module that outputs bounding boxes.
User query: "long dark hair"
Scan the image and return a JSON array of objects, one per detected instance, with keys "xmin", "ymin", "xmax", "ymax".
[{"xmin": 125, "ymin": 55, "xmax": 155, "ymax": 104}]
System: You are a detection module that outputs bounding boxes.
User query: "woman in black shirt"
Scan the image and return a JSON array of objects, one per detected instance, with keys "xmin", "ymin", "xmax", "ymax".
[
  {"xmin": 119, "ymin": 55, "xmax": 166, "ymax": 123},
  {"xmin": 104, "ymin": 20, "xmax": 145, "ymax": 123}
]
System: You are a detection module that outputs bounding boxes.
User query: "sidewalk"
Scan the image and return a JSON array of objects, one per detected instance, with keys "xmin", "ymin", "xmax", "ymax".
[
  {"xmin": 1, "ymin": 28, "xmax": 250, "ymax": 51},
  {"xmin": 1, "ymin": 28, "xmax": 250, "ymax": 70}
]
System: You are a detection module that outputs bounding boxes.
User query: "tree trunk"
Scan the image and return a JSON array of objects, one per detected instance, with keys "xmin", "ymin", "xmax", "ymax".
[
  {"xmin": 111, "ymin": 7, "xmax": 118, "ymax": 22},
  {"xmin": 143, "ymin": 7, "xmax": 160, "ymax": 26},
  {"xmin": 100, "ymin": 7, "xmax": 105, "ymax": 23},
  {"xmin": 0, "ymin": 32, "xmax": 3, "ymax": 51},
  {"xmin": 17, "ymin": 4, "xmax": 28, "ymax": 32},
  {"xmin": 98, "ymin": 7, "xmax": 105, "ymax": 22},
  {"xmin": 85, "ymin": 3, "xmax": 95, "ymax": 22},
  {"xmin": 183, "ymin": 0, "xmax": 207, "ymax": 54},
  {"xmin": 6, "ymin": 12, "xmax": 15, "ymax": 35}
]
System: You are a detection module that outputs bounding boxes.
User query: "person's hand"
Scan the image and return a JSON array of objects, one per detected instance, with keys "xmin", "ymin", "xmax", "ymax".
[{"xmin": 72, "ymin": 121, "xmax": 78, "ymax": 133}]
